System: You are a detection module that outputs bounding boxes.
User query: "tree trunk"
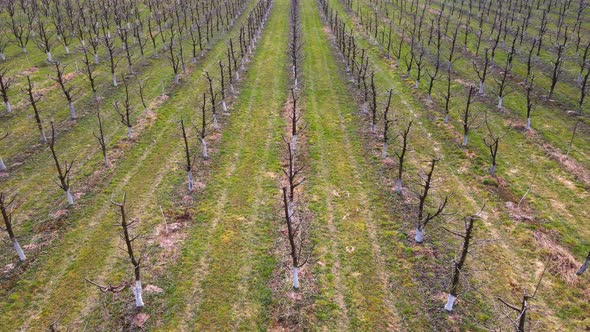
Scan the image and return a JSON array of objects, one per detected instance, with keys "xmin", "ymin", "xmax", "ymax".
[
  {"xmin": 47, "ymin": 52, "xmax": 53, "ymax": 63},
  {"xmin": 66, "ymin": 189, "xmax": 74, "ymax": 206},
  {"xmin": 4, "ymin": 101, "xmax": 11, "ymax": 113},
  {"xmin": 415, "ymin": 80, "xmax": 419, "ymax": 89},
  {"xmin": 22, "ymin": 47, "xmax": 27, "ymax": 54},
  {"xmin": 0, "ymin": 53, "xmax": 5, "ymax": 61},
  {"xmin": 174, "ymin": 74, "xmax": 179, "ymax": 84},
  {"xmin": 222, "ymin": 100, "xmax": 228, "ymax": 112},
  {"xmin": 0, "ymin": 157, "xmax": 6, "ymax": 171},
  {"xmin": 444, "ymin": 113, "xmax": 450, "ymax": 124},
  {"xmin": 12, "ymin": 238, "xmax": 26, "ymax": 261},
  {"xmin": 187, "ymin": 171, "xmax": 193, "ymax": 192},
  {"xmin": 291, "ymin": 134, "xmax": 298, "ymax": 152},
  {"xmin": 127, "ymin": 127, "xmax": 133, "ymax": 139},
  {"xmin": 415, "ymin": 228, "xmax": 424, "ymax": 243},
  {"xmin": 497, "ymin": 96, "xmax": 503, "ymax": 109},
  {"xmin": 292, "ymin": 266, "xmax": 300, "ymax": 289},
  {"xmin": 65, "ymin": 46, "xmax": 70, "ymax": 54},
  {"xmin": 444, "ymin": 294, "xmax": 456, "ymax": 312},
  {"xmin": 94, "ymin": 54, "xmax": 99, "ymax": 64},
  {"xmin": 381, "ymin": 143, "xmax": 387, "ymax": 159},
  {"xmin": 132, "ymin": 280, "xmax": 144, "ymax": 308},
  {"xmin": 40, "ymin": 129, "xmax": 48, "ymax": 144},
  {"xmin": 113, "ymin": 74, "xmax": 118, "ymax": 87},
  {"xmin": 577, "ymin": 257, "xmax": 589, "ymax": 275},
  {"xmin": 396, "ymin": 177, "xmax": 402, "ymax": 194},
  {"xmin": 479, "ymin": 80, "xmax": 484, "ymax": 94},
  {"xmin": 526, "ymin": 117, "xmax": 531, "ymax": 130},
  {"xmin": 490, "ymin": 164, "xmax": 496, "ymax": 176},
  {"xmin": 201, "ymin": 138, "xmax": 208, "ymax": 159},
  {"xmin": 68, "ymin": 101, "xmax": 76, "ymax": 120},
  {"xmin": 462, "ymin": 134, "xmax": 468, "ymax": 146},
  {"xmin": 213, "ymin": 114, "xmax": 219, "ymax": 129}
]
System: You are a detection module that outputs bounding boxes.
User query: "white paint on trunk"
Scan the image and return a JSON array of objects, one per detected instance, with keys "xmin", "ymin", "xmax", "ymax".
[
  {"xmin": 479, "ymin": 80, "xmax": 484, "ymax": 94},
  {"xmin": 497, "ymin": 96, "xmax": 503, "ymax": 109},
  {"xmin": 66, "ymin": 189, "xmax": 74, "ymax": 206},
  {"xmin": 201, "ymin": 138, "xmax": 208, "ymax": 159},
  {"xmin": 222, "ymin": 100, "xmax": 228, "ymax": 112},
  {"xmin": 65, "ymin": 46, "xmax": 70, "ymax": 54},
  {"xmin": 22, "ymin": 47, "xmax": 27, "ymax": 53},
  {"xmin": 94, "ymin": 54, "xmax": 99, "ymax": 64},
  {"xmin": 174, "ymin": 74, "xmax": 179, "ymax": 84},
  {"xmin": 415, "ymin": 80, "xmax": 419, "ymax": 89},
  {"xmin": 381, "ymin": 143, "xmax": 388, "ymax": 159},
  {"xmin": 81, "ymin": 40, "xmax": 86, "ymax": 47},
  {"xmin": 462, "ymin": 134, "xmax": 468, "ymax": 146},
  {"xmin": 490, "ymin": 164, "xmax": 496, "ymax": 176},
  {"xmin": 133, "ymin": 280, "xmax": 144, "ymax": 307},
  {"xmin": 444, "ymin": 113, "xmax": 449, "ymax": 124},
  {"xmin": 103, "ymin": 155, "xmax": 110, "ymax": 168},
  {"xmin": 0, "ymin": 53, "xmax": 5, "ymax": 61},
  {"xmin": 444, "ymin": 294, "xmax": 456, "ymax": 312},
  {"xmin": 292, "ymin": 267, "xmax": 300, "ymax": 289},
  {"xmin": 370, "ymin": 124, "xmax": 376, "ymax": 133},
  {"xmin": 230, "ymin": 84, "xmax": 236, "ymax": 95},
  {"xmin": 415, "ymin": 228, "xmax": 424, "ymax": 243},
  {"xmin": 40, "ymin": 130, "xmax": 47, "ymax": 144},
  {"xmin": 187, "ymin": 171, "xmax": 193, "ymax": 192},
  {"xmin": 4, "ymin": 101, "xmax": 11, "ymax": 113},
  {"xmin": 577, "ymin": 258, "xmax": 589, "ymax": 275},
  {"xmin": 68, "ymin": 101, "xmax": 76, "ymax": 120},
  {"xmin": 291, "ymin": 134, "xmax": 298, "ymax": 151},
  {"xmin": 213, "ymin": 114, "xmax": 219, "ymax": 129},
  {"xmin": 12, "ymin": 238, "xmax": 26, "ymax": 261},
  {"xmin": 396, "ymin": 177, "xmax": 402, "ymax": 194},
  {"xmin": 0, "ymin": 157, "xmax": 6, "ymax": 171},
  {"xmin": 526, "ymin": 117, "xmax": 531, "ymax": 130},
  {"xmin": 46, "ymin": 51, "xmax": 52, "ymax": 63},
  {"xmin": 112, "ymin": 74, "xmax": 118, "ymax": 87}
]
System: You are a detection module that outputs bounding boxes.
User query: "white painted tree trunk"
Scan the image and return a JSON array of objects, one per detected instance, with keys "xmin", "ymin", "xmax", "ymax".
[
  {"xmin": 222, "ymin": 100, "xmax": 228, "ymax": 112},
  {"xmin": 12, "ymin": 238, "xmax": 26, "ymax": 261},
  {"xmin": 415, "ymin": 228, "xmax": 424, "ymax": 243},
  {"xmin": 291, "ymin": 135, "xmax": 298, "ymax": 152},
  {"xmin": 526, "ymin": 117, "xmax": 531, "ymax": 130},
  {"xmin": 68, "ymin": 101, "xmax": 76, "ymax": 120},
  {"xmin": 577, "ymin": 258, "xmax": 589, "ymax": 275},
  {"xmin": 4, "ymin": 101, "xmax": 11, "ymax": 113},
  {"xmin": 201, "ymin": 138, "xmax": 208, "ymax": 159},
  {"xmin": 396, "ymin": 178, "xmax": 402, "ymax": 194},
  {"xmin": 0, "ymin": 53, "xmax": 5, "ymax": 61},
  {"xmin": 235, "ymin": 71, "xmax": 240, "ymax": 81},
  {"xmin": 112, "ymin": 74, "xmax": 118, "ymax": 87},
  {"xmin": 173, "ymin": 74, "xmax": 179, "ymax": 84},
  {"xmin": 132, "ymin": 280, "xmax": 145, "ymax": 307},
  {"xmin": 415, "ymin": 80, "xmax": 419, "ymax": 89},
  {"xmin": 381, "ymin": 143, "xmax": 388, "ymax": 159},
  {"xmin": 292, "ymin": 267, "xmax": 300, "ymax": 289},
  {"xmin": 66, "ymin": 189, "xmax": 74, "ymax": 206},
  {"xmin": 46, "ymin": 51, "xmax": 52, "ymax": 63},
  {"xmin": 65, "ymin": 46, "xmax": 70, "ymax": 54},
  {"xmin": 490, "ymin": 164, "xmax": 496, "ymax": 176},
  {"xmin": 187, "ymin": 171, "xmax": 193, "ymax": 192},
  {"xmin": 103, "ymin": 155, "xmax": 110, "ymax": 168},
  {"xmin": 230, "ymin": 84, "xmax": 236, "ymax": 95},
  {"xmin": 22, "ymin": 47, "xmax": 27, "ymax": 53},
  {"xmin": 497, "ymin": 96, "xmax": 503, "ymax": 109},
  {"xmin": 40, "ymin": 130, "xmax": 48, "ymax": 144},
  {"xmin": 370, "ymin": 124, "xmax": 376, "ymax": 133},
  {"xmin": 444, "ymin": 294, "xmax": 456, "ymax": 312},
  {"xmin": 479, "ymin": 80, "xmax": 484, "ymax": 94},
  {"xmin": 0, "ymin": 157, "xmax": 7, "ymax": 171},
  {"xmin": 94, "ymin": 54, "xmax": 99, "ymax": 64},
  {"xmin": 81, "ymin": 40, "xmax": 86, "ymax": 47},
  {"xmin": 213, "ymin": 114, "xmax": 219, "ymax": 129},
  {"xmin": 462, "ymin": 134, "xmax": 468, "ymax": 146},
  {"xmin": 127, "ymin": 127, "xmax": 133, "ymax": 139}
]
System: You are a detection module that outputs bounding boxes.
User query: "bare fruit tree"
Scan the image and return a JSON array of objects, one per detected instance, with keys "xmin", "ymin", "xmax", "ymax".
[
  {"xmin": 48, "ymin": 122, "xmax": 75, "ymax": 206},
  {"xmin": 414, "ymin": 159, "xmax": 449, "ymax": 243},
  {"xmin": 0, "ymin": 192, "xmax": 26, "ymax": 261},
  {"xmin": 0, "ymin": 66, "xmax": 15, "ymax": 113}
]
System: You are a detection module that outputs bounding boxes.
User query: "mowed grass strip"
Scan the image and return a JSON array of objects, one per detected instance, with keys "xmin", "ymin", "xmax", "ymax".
[
  {"xmin": 0, "ymin": 2, "xmax": 261, "ymax": 329},
  {"xmin": 299, "ymin": 0, "xmax": 417, "ymax": 329},
  {"xmin": 154, "ymin": 0, "xmax": 289, "ymax": 330}
]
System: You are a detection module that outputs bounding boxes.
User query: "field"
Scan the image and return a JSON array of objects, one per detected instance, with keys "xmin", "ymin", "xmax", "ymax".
[{"xmin": 0, "ymin": 0, "xmax": 588, "ymax": 330}]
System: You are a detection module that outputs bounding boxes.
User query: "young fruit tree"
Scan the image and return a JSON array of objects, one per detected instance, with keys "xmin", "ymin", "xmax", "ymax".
[
  {"xmin": 0, "ymin": 66, "xmax": 15, "ymax": 113},
  {"xmin": 498, "ymin": 265, "xmax": 547, "ymax": 332},
  {"xmin": 281, "ymin": 187, "xmax": 311, "ymax": 290},
  {"xmin": 93, "ymin": 104, "xmax": 109, "ymax": 168},
  {"xmin": 0, "ymin": 130, "xmax": 8, "ymax": 171},
  {"xmin": 25, "ymin": 76, "xmax": 48, "ymax": 144},
  {"xmin": 180, "ymin": 119, "xmax": 195, "ymax": 192},
  {"xmin": 414, "ymin": 159, "xmax": 449, "ymax": 243},
  {"xmin": 112, "ymin": 193, "xmax": 144, "ymax": 308},
  {"xmin": 442, "ymin": 205, "xmax": 485, "ymax": 312},
  {"xmin": 197, "ymin": 93, "xmax": 212, "ymax": 160},
  {"xmin": 0, "ymin": 192, "xmax": 26, "ymax": 261},
  {"xmin": 381, "ymin": 89, "xmax": 394, "ymax": 159},
  {"xmin": 114, "ymin": 79, "xmax": 135, "ymax": 139},
  {"xmin": 460, "ymin": 86, "xmax": 479, "ymax": 147},
  {"xmin": 48, "ymin": 122, "xmax": 75, "ymax": 206},
  {"xmin": 50, "ymin": 61, "xmax": 77, "ymax": 120},
  {"xmin": 394, "ymin": 120, "xmax": 412, "ymax": 194}
]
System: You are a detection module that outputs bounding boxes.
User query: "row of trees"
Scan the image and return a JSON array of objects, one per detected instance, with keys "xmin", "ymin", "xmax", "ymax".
[{"xmin": 317, "ymin": 1, "xmax": 585, "ymax": 330}]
